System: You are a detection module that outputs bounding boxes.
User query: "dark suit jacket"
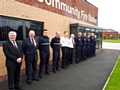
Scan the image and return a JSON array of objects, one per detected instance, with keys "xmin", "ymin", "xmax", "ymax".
[
  {"xmin": 3, "ymin": 41, "xmax": 23, "ymax": 67},
  {"xmin": 22, "ymin": 37, "xmax": 38, "ymax": 61}
]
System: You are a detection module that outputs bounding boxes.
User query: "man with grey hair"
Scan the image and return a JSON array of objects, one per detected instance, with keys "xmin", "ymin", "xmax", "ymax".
[
  {"xmin": 22, "ymin": 30, "xmax": 39, "ymax": 85},
  {"xmin": 50, "ymin": 31, "xmax": 61, "ymax": 73},
  {"xmin": 3, "ymin": 31, "xmax": 24, "ymax": 90}
]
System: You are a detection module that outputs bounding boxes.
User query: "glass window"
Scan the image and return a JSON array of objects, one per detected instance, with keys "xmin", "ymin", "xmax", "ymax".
[
  {"xmin": 25, "ymin": 21, "xmax": 43, "ymax": 38},
  {"xmin": 85, "ymin": 28, "xmax": 91, "ymax": 35},
  {"xmin": 79, "ymin": 27, "xmax": 85, "ymax": 33},
  {"xmin": 0, "ymin": 17, "xmax": 23, "ymax": 41},
  {"xmin": 0, "ymin": 16, "xmax": 44, "ymax": 44}
]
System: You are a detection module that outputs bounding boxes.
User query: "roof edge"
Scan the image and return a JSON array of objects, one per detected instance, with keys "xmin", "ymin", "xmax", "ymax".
[{"xmin": 84, "ymin": 0, "xmax": 98, "ymax": 9}]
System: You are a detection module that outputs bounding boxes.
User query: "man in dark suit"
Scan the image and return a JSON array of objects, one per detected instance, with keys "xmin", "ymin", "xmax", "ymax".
[
  {"xmin": 22, "ymin": 30, "xmax": 39, "ymax": 85},
  {"xmin": 3, "ymin": 31, "xmax": 24, "ymax": 90}
]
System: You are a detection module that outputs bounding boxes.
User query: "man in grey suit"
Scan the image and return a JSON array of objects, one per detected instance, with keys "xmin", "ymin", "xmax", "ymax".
[{"xmin": 22, "ymin": 30, "xmax": 39, "ymax": 85}]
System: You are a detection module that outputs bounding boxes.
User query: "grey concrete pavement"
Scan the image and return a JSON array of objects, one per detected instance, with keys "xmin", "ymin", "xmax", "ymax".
[
  {"xmin": 102, "ymin": 42, "xmax": 120, "ymax": 50},
  {"xmin": 0, "ymin": 49, "xmax": 120, "ymax": 90}
]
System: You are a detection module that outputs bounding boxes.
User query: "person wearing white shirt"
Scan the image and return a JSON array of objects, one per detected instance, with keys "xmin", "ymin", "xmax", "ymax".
[
  {"xmin": 60, "ymin": 31, "xmax": 69, "ymax": 69},
  {"xmin": 68, "ymin": 34, "xmax": 75, "ymax": 65}
]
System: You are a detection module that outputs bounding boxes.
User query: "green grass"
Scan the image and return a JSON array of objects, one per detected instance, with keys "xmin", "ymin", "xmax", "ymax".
[
  {"xmin": 103, "ymin": 39, "xmax": 120, "ymax": 43},
  {"xmin": 105, "ymin": 57, "xmax": 120, "ymax": 90}
]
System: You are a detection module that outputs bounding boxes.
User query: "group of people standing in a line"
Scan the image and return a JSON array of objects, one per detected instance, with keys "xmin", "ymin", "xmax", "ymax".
[{"xmin": 3, "ymin": 29, "xmax": 97, "ymax": 90}]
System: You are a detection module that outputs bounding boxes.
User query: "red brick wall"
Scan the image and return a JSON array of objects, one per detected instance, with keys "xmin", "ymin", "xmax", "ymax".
[
  {"xmin": 102, "ymin": 32, "xmax": 118, "ymax": 39},
  {"xmin": 15, "ymin": 0, "xmax": 98, "ymax": 25}
]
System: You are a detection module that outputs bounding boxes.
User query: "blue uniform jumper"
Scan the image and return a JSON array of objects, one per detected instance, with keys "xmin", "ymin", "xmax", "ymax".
[
  {"xmin": 38, "ymin": 36, "xmax": 50, "ymax": 75},
  {"xmin": 50, "ymin": 37, "xmax": 60, "ymax": 71},
  {"xmin": 75, "ymin": 36, "xmax": 82, "ymax": 63}
]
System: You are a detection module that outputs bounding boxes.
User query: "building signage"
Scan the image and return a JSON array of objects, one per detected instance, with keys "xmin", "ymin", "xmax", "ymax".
[{"xmin": 38, "ymin": 0, "xmax": 97, "ymax": 24}]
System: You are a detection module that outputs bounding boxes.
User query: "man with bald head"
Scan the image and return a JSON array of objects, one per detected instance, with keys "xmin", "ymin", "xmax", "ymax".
[
  {"xmin": 3, "ymin": 31, "xmax": 24, "ymax": 90},
  {"xmin": 22, "ymin": 30, "xmax": 39, "ymax": 85},
  {"xmin": 74, "ymin": 32, "xmax": 83, "ymax": 64},
  {"xmin": 90, "ymin": 33, "xmax": 95, "ymax": 57},
  {"xmin": 50, "ymin": 31, "xmax": 61, "ymax": 73}
]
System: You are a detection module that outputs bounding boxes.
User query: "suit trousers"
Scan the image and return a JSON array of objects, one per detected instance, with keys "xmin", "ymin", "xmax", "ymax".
[
  {"xmin": 62, "ymin": 47, "xmax": 69, "ymax": 68},
  {"xmin": 25, "ymin": 60, "xmax": 37, "ymax": 81},
  {"xmin": 7, "ymin": 65, "xmax": 21, "ymax": 89}
]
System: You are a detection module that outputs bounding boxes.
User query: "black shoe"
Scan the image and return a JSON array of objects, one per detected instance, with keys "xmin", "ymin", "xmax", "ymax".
[
  {"xmin": 27, "ymin": 80, "xmax": 32, "ymax": 85},
  {"xmin": 39, "ymin": 74, "xmax": 43, "ymax": 79},
  {"xmin": 32, "ymin": 78, "xmax": 39, "ymax": 81},
  {"xmin": 45, "ymin": 72, "xmax": 51, "ymax": 75},
  {"xmin": 56, "ymin": 68, "xmax": 61, "ymax": 71},
  {"xmin": 9, "ymin": 88, "xmax": 14, "ymax": 90},
  {"xmin": 53, "ymin": 70, "xmax": 56, "ymax": 73},
  {"xmin": 65, "ymin": 66, "xmax": 68, "ymax": 68},
  {"xmin": 67, "ymin": 64, "xmax": 70, "ymax": 66},
  {"xmin": 15, "ymin": 86, "xmax": 24, "ymax": 90},
  {"xmin": 62, "ymin": 67, "xmax": 66, "ymax": 69},
  {"xmin": 76, "ymin": 62, "xmax": 79, "ymax": 64}
]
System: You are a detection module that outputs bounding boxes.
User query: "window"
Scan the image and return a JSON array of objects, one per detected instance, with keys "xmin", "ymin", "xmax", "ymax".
[{"xmin": 0, "ymin": 16, "xmax": 44, "ymax": 44}]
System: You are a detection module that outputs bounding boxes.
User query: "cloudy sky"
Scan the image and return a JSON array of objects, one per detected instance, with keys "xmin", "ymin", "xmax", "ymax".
[{"xmin": 87, "ymin": 0, "xmax": 120, "ymax": 32}]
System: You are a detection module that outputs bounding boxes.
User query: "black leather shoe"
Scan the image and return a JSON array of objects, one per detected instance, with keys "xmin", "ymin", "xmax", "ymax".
[
  {"xmin": 65, "ymin": 66, "xmax": 68, "ymax": 68},
  {"xmin": 53, "ymin": 70, "xmax": 56, "ymax": 73},
  {"xmin": 15, "ymin": 86, "xmax": 24, "ymax": 90},
  {"xmin": 76, "ymin": 62, "xmax": 79, "ymax": 64},
  {"xmin": 62, "ymin": 67, "xmax": 66, "ymax": 69},
  {"xmin": 32, "ymin": 78, "xmax": 39, "ymax": 81},
  {"xmin": 45, "ymin": 72, "xmax": 51, "ymax": 75},
  {"xmin": 39, "ymin": 74, "xmax": 43, "ymax": 79},
  {"xmin": 9, "ymin": 88, "xmax": 14, "ymax": 90},
  {"xmin": 27, "ymin": 80, "xmax": 32, "ymax": 85},
  {"xmin": 57, "ymin": 68, "xmax": 61, "ymax": 71}
]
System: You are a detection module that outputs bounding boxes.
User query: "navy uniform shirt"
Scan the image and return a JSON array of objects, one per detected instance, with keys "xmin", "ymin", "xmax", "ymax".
[
  {"xmin": 86, "ymin": 38, "xmax": 91, "ymax": 46},
  {"xmin": 82, "ymin": 36, "xmax": 87, "ymax": 46},
  {"xmin": 75, "ymin": 37, "xmax": 82, "ymax": 46},
  {"xmin": 90, "ymin": 36, "xmax": 95, "ymax": 45},
  {"xmin": 50, "ymin": 37, "xmax": 60, "ymax": 52},
  {"xmin": 38, "ymin": 36, "xmax": 50, "ymax": 52}
]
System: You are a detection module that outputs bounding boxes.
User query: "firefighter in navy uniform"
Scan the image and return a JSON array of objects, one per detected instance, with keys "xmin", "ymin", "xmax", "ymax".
[
  {"xmin": 82, "ymin": 33, "xmax": 87, "ymax": 60},
  {"xmin": 38, "ymin": 29, "xmax": 51, "ymax": 79},
  {"xmin": 93, "ymin": 35, "xmax": 97, "ymax": 56},
  {"xmin": 74, "ymin": 32, "xmax": 83, "ymax": 64},
  {"xmin": 90, "ymin": 33, "xmax": 95, "ymax": 57},
  {"xmin": 50, "ymin": 32, "xmax": 61, "ymax": 73},
  {"xmin": 86, "ymin": 34, "xmax": 91, "ymax": 58}
]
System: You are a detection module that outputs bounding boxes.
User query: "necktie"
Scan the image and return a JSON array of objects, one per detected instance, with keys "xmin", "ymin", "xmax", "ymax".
[
  {"xmin": 13, "ymin": 41, "xmax": 19, "ymax": 53},
  {"xmin": 32, "ymin": 38, "xmax": 35, "ymax": 48}
]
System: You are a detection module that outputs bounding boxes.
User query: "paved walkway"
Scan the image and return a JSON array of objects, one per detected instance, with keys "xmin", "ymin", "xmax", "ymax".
[
  {"xmin": 102, "ymin": 42, "xmax": 120, "ymax": 50},
  {"xmin": 0, "ymin": 49, "xmax": 120, "ymax": 90}
]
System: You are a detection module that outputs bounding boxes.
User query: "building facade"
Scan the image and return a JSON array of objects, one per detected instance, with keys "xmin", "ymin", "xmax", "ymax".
[
  {"xmin": 102, "ymin": 29, "xmax": 118, "ymax": 39},
  {"xmin": 0, "ymin": 0, "xmax": 102, "ymax": 82}
]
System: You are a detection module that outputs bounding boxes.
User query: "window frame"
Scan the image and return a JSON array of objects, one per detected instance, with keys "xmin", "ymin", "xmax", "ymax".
[{"xmin": 0, "ymin": 16, "xmax": 44, "ymax": 45}]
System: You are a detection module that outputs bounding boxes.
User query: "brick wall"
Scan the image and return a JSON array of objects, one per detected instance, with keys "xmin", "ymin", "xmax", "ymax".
[
  {"xmin": 102, "ymin": 32, "xmax": 118, "ymax": 39},
  {"xmin": 0, "ymin": 0, "xmax": 98, "ymax": 82}
]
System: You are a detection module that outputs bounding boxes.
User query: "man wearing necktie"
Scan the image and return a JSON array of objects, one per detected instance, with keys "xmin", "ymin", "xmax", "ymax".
[
  {"xmin": 22, "ymin": 30, "xmax": 39, "ymax": 85},
  {"xmin": 3, "ymin": 31, "xmax": 24, "ymax": 90}
]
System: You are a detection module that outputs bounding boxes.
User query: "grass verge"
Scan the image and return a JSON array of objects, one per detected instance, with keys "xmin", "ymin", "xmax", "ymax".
[{"xmin": 105, "ymin": 57, "xmax": 120, "ymax": 90}]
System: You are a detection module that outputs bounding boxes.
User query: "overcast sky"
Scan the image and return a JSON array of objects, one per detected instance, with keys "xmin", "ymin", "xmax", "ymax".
[{"xmin": 87, "ymin": 0, "xmax": 120, "ymax": 32}]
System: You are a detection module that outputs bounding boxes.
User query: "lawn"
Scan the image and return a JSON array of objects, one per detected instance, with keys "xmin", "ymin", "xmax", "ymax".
[
  {"xmin": 103, "ymin": 39, "xmax": 120, "ymax": 43},
  {"xmin": 105, "ymin": 57, "xmax": 120, "ymax": 90}
]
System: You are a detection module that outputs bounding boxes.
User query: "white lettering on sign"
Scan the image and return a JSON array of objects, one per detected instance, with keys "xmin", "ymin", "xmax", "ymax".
[{"xmin": 38, "ymin": 0, "xmax": 97, "ymax": 23}]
